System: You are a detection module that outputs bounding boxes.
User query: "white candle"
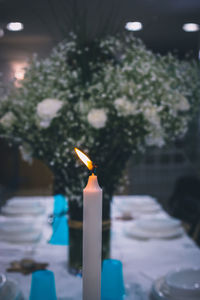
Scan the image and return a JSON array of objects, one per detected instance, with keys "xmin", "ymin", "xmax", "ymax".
[
  {"xmin": 74, "ymin": 148, "xmax": 102, "ymax": 299},
  {"xmin": 83, "ymin": 173, "xmax": 102, "ymax": 300}
]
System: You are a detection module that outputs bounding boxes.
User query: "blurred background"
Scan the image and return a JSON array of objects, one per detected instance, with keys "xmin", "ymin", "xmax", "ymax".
[{"xmin": 0, "ymin": 0, "xmax": 200, "ymax": 214}]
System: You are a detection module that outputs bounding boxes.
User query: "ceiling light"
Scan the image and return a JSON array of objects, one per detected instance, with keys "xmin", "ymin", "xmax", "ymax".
[
  {"xmin": 125, "ymin": 21, "xmax": 143, "ymax": 31},
  {"xmin": 0, "ymin": 28, "xmax": 4, "ymax": 37},
  {"xmin": 6, "ymin": 22, "xmax": 24, "ymax": 31},
  {"xmin": 182, "ymin": 23, "xmax": 199, "ymax": 32}
]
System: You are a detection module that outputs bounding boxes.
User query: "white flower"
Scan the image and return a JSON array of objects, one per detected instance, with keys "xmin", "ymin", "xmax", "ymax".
[
  {"xmin": 143, "ymin": 106, "xmax": 161, "ymax": 127},
  {"xmin": 36, "ymin": 98, "xmax": 63, "ymax": 128},
  {"xmin": 19, "ymin": 144, "xmax": 33, "ymax": 164},
  {"xmin": 87, "ymin": 108, "xmax": 107, "ymax": 129},
  {"xmin": 114, "ymin": 98, "xmax": 137, "ymax": 116},
  {"xmin": 0, "ymin": 112, "xmax": 15, "ymax": 128},
  {"xmin": 145, "ymin": 128, "xmax": 165, "ymax": 148},
  {"xmin": 175, "ymin": 94, "xmax": 190, "ymax": 111}
]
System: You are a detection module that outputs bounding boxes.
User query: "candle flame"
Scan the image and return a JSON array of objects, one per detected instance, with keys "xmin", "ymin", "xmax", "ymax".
[{"xmin": 74, "ymin": 148, "xmax": 93, "ymax": 171}]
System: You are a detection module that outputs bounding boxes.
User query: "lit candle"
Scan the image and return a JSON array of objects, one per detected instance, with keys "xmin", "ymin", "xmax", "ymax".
[{"xmin": 75, "ymin": 148, "xmax": 102, "ymax": 300}]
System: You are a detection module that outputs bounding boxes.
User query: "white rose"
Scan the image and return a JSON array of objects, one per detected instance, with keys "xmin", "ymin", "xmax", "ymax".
[
  {"xmin": 87, "ymin": 108, "xmax": 107, "ymax": 129},
  {"xmin": 19, "ymin": 144, "xmax": 33, "ymax": 164},
  {"xmin": 36, "ymin": 98, "xmax": 63, "ymax": 128},
  {"xmin": 145, "ymin": 128, "xmax": 165, "ymax": 148},
  {"xmin": 143, "ymin": 106, "xmax": 160, "ymax": 127},
  {"xmin": 175, "ymin": 95, "xmax": 190, "ymax": 111},
  {"xmin": 114, "ymin": 98, "xmax": 137, "ymax": 116},
  {"xmin": 0, "ymin": 112, "xmax": 15, "ymax": 128}
]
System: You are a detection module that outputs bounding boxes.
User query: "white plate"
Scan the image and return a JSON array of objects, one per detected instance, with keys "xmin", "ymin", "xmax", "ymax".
[
  {"xmin": 137, "ymin": 218, "xmax": 181, "ymax": 233},
  {"xmin": 119, "ymin": 203, "xmax": 162, "ymax": 215},
  {"xmin": 165, "ymin": 268, "xmax": 200, "ymax": 298},
  {"xmin": 0, "ymin": 229, "xmax": 42, "ymax": 244},
  {"xmin": 1, "ymin": 205, "xmax": 45, "ymax": 216},
  {"xmin": 114, "ymin": 195, "xmax": 157, "ymax": 207},
  {"xmin": 0, "ymin": 219, "xmax": 43, "ymax": 239},
  {"xmin": 124, "ymin": 220, "xmax": 184, "ymax": 240},
  {"xmin": 151, "ymin": 276, "xmax": 200, "ymax": 300},
  {"xmin": 0, "ymin": 215, "xmax": 45, "ymax": 229},
  {"xmin": 0, "ymin": 220, "xmax": 35, "ymax": 235},
  {"xmin": 114, "ymin": 195, "xmax": 161, "ymax": 217},
  {"xmin": 116, "ymin": 196, "xmax": 162, "ymax": 218},
  {"xmin": 7, "ymin": 198, "xmax": 42, "ymax": 207}
]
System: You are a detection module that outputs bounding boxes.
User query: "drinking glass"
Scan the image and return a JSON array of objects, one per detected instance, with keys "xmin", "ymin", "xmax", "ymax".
[
  {"xmin": 101, "ymin": 259, "xmax": 125, "ymax": 300},
  {"xmin": 29, "ymin": 270, "xmax": 57, "ymax": 300}
]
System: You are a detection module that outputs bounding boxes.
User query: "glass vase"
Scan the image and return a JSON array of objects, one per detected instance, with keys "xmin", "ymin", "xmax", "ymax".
[{"xmin": 68, "ymin": 220, "xmax": 111, "ymax": 275}]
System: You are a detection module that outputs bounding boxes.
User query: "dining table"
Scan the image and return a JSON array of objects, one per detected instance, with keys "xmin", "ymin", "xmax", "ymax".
[{"xmin": 0, "ymin": 195, "xmax": 200, "ymax": 300}]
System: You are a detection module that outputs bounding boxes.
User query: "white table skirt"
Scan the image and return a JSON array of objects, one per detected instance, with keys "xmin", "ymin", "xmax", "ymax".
[{"xmin": 0, "ymin": 196, "xmax": 200, "ymax": 300}]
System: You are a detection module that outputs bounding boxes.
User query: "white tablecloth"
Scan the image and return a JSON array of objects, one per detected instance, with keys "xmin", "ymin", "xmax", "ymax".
[{"xmin": 0, "ymin": 196, "xmax": 200, "ymax": 300}]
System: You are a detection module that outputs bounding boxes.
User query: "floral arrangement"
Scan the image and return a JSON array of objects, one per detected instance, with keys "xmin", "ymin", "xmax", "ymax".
[{"xmin": 0, "ymin": 33, "xmax": 199, "ymax": 220}]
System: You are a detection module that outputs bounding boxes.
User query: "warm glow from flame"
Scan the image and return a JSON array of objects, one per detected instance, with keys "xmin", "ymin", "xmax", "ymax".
[{"xmin": 75, "ymin": 148, "xmax": 93, "ymax": 170}]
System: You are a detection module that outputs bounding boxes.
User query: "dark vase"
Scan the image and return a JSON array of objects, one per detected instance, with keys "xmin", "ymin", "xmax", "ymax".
[{"xmin": 68, "ymin": 220, "xmax": 111, "ymax": 275}]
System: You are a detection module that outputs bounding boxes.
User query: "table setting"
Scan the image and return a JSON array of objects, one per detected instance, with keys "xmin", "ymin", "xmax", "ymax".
[
  {"xmin": 113, "ymin": 195, "xmax": 162, "ymax": 220},
  {"xmin": 123, "ymin": 218, "xmax": 184, "ymax": 240},
  {"xmin": 0, "ymin": 197, "xmax": 47, "ymax": 245},
  {"xmin": 0, "ymin": 191, "xmax": 200, "ymax": 300}
]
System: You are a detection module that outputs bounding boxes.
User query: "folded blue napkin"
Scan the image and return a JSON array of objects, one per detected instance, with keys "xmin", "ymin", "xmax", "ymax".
[
  {"xmin": 53, "ymin": 194, "xmax": 68, "ymax": 216},
  {"xmin": 49, "ymin": 195, "xmax": 69, "ymax": 245},
  {"xmin": 49, "ymin": 215, "xmax": 69, "ymax": 245}
]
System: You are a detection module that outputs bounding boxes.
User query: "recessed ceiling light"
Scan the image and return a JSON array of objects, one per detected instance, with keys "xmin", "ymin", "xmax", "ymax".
[
  {"xmin": 0, "ymin": 28, "xmax": 4, "ymax": 37},
  {"xmin": 125, "ymin": 21, "xmax": 143, "ymax": 31},
  {"xmin": 6, "ymin": 22, "xmax": 24, "ymax": 31},
  {"xmin": 182, "ymin": 23, "xmax": 199, "ymax": 32}
]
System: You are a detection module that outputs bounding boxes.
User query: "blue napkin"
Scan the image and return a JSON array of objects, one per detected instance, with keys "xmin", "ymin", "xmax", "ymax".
[
  {"xmin": 53, "ymin": 194, "xmax": 68, "ymax": 216},
  {"xmin": 49, "ymin": 195, "xmax": 69, "ymax": 245},
  {"xmin": 49, "ymin": 215, "xmax": 69, "ymax": 245}
]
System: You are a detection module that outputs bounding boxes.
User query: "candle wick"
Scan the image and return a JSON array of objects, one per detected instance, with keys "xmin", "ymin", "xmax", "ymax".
[{"xmin": 92, "ymin": 163, "xmax": 97, "ymax": 175}]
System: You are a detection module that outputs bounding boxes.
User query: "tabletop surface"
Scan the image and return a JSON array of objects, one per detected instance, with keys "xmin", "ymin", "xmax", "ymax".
[{"xmin": 0, "ymin": 196, "xmax": 200, "ymax": 300}]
